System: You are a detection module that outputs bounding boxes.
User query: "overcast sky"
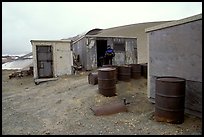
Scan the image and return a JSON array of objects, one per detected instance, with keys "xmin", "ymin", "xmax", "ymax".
[{"xmin": 2, "ymin": 2, "xmax": 202, "ymax": 55}]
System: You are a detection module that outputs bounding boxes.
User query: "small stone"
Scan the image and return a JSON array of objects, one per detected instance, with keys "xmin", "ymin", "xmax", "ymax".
[
  {"xmin": 45, "ymin": 130, "xmax": 50, "ymax": 134},
  {"xmin": 186, "ymin": 128, "xmax": 189, "ymax": 132}
]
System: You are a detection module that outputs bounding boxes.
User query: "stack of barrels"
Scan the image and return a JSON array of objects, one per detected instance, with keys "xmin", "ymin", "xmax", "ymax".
[{"xmin": 89, "ymin": 63, "xmax": 147, "ymax": 97}]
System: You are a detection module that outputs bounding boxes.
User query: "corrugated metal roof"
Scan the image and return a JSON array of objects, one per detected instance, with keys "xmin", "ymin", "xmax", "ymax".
[
  {"xmin": 70, "ymin": 29, "xmax": 103, "ymax": 44},
  {"xmin": 145, "ymin": 13, "xmax": 202, "ymax": 32}
]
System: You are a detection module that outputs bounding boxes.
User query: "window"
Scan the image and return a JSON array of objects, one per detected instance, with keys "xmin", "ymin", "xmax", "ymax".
[{"xmin": 113, "ymin": 43, "xmax": 125, "ymax": 52}]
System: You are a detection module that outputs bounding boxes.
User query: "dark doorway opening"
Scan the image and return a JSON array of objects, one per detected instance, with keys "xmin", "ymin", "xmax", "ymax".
[
  {"xmin": 96, "ymin": 40, "xmax": 107, "ymax": 67},
  {"xmin": 36, "ymin": 46, "xmax": 53, "ymax": 78}
]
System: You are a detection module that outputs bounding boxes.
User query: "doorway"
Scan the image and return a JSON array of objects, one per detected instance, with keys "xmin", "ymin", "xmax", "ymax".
[
  {"xmin": 36, "ymin": 46, "xmax": 53, "ymax": 78},
  {"xmin": 96, "ymin": 40, "xmax": 107, "ymax": 67}
]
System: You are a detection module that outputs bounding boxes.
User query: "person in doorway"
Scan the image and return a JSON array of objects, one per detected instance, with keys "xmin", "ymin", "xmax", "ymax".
[{"xmin": 105, "ymin": 45, "xmax": 115, "ymax": 65}]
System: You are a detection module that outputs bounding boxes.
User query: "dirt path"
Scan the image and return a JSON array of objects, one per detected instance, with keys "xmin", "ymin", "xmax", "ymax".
[{"xmin": 2, "ymin": 70, "xmax": 202, "ymax": 135}]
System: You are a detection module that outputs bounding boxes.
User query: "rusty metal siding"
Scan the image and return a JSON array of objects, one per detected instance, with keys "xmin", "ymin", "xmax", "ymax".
[
  {"xmin": 125, "ymin": 39, "xmax": 137, "ymax": 64},
  {"xmin": 87, "ymin": 38, "xmax": 97, "ymax": 70},
  {"xmin": 114, "ymin": 38, "xmax": 137, "ymax": 65},
  {"xmin": 73, "ymin": 36, "xmax": 137, "ymax": 70},
  {"xmin": 72, "ymin": 37, "xmax": 87, "ymax": 69}
]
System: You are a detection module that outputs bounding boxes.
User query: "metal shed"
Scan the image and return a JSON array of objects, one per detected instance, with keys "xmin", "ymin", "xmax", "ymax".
[
  {"xmin": 73, "ymin": 35, "xmax": 137, "ymax": 70},
  {"xmin": 71, "ymin": 21, "xmax": 170, "ymax": 70},
  {"xmin": 145, "ymin": 14, "xmax": 202, "ymax": 118},
  {"xmin": 30, "ymin": 40, "xmax": 73, "ymax": 80}
]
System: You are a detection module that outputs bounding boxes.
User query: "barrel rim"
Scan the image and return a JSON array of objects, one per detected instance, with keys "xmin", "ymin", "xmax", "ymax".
[
  {"xmin": 98, "ymin": 68, "xmax": 116, "ymax": 71},
  {"xmin": 118, "ymin": 65, "xmax": 131, "ymax": 68},
  {"xmin": 156, "ymin": 76, "xmax": 185, "ymax": 82},
  {"xmin": 129, "ymin": 64, "xmax": 141, "ymax": 66}
]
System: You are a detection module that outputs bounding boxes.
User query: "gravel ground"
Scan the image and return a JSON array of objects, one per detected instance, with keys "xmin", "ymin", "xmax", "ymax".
[{"xmin": 2, "ymin": 70, "xmax": 202, "ymax": 135}]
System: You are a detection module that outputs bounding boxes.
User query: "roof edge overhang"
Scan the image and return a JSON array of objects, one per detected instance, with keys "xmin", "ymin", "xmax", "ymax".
[
  {"xmin": 86, "ymin": 35, "xmax": 137, "ymax": 39},
  {"xmin": 71, "ymin": 35, "xmax": 86, "ymax": 45},
  {"xmin": 145, "ymin": 13, "xmax": 202, "ymax": 33},
  {"xmin": 30, "ymin": 39, "xmax": 72, "ymax": 43}
]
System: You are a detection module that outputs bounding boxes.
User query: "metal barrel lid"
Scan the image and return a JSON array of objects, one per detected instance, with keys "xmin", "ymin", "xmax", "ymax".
[
  {"xmin": 98, "ymin": 67, "xmax": 116, "ymax": 71},
  {"xmin": 119, "ymin": 65, "xmax": 131, "ymax": 68}
]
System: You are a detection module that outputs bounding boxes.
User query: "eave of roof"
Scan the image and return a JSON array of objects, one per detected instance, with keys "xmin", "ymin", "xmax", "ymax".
[
  {"xmin": 30, "ymin": 40, "xmax": 72, "ymax": 43},
  {"xmin": 86, "ymin": 35, "xmax": 136, "ymax": 39},
  {"xmin": 145, "ymin": 13, "xmax": 202, "ymax": 32}
]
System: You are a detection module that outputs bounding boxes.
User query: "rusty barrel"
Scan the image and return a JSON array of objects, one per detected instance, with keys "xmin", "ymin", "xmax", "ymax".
[
  {"xmin": 88, "ymin": 72, "xmax": 98, "ymax": 85},
  {"xmin": 98, "ymin": 68, "xmax": 116, "ymax": 97},
  {"xmin": 102, "ymin": 65, "xmax": 118, "ymax": 83},
  {"xmin": 140, "ymin": 63, "xmax": 147, "ymax": 78},
  {"xmin": 118, "ymin": 65, "xmax": 131, "ymax": 82},
  {"xmin": 129, "ymin": 64, "xmax": 141, "ymax": 79},
  {"xmin": 91, "ymin": 101, "xmax": 128, "ymax": 116},
  {"xmin": 155, "ymin": 76, "xmax": 186, "ymax": 124}
]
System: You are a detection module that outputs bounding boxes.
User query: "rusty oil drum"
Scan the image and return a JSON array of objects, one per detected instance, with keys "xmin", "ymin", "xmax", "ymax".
[
  {"xmin": 102, "ymin": 65, "xmax": 118, "ymax": 83},
  {"xmin": 118, "ymin": 65, "xmax": 131, "ymax": 82},
  {"xmin": 129, "ymin": 64, "xmax": 141, "ymax": 79},
  {"xmin": 98, "ymin": 68, "xmax": 116, "ymax": 97},
  {"xmin": 155, "ymin": 76, "xmax": 186, "ymax": 124},
  {"xmin": 88, "ymin": 72, "xmax": 98, "ymax": 85}
]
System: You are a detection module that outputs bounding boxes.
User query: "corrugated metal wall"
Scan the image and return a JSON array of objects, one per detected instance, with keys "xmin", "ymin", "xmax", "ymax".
[{"xmin": 72, "ymin": 37, "xmax": 87, "ymax": 69}]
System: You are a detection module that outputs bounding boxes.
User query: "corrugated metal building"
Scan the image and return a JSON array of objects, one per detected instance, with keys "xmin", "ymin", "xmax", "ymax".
[
  {"xmin": 30, "ymin": 40, "xmax": 73, "ymax": 79},
  {"xmin": 72, "ymin": 21, "xmax": 171, "ymax": 70},
  {"xmin": 145, "ymin": 14, "xmax": 202, "ymax": 118}
]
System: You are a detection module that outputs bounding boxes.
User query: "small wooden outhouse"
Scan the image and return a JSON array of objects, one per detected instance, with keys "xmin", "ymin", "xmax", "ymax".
[{"xmin": 30, "ymin": 40, "xmax": 73, "ymax": 80}]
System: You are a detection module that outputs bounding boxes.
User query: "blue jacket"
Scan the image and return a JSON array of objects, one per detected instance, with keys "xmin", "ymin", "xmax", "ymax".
[{"xmin": 105, "ymin": 48, "xmax": 115, "ymax": 57}]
